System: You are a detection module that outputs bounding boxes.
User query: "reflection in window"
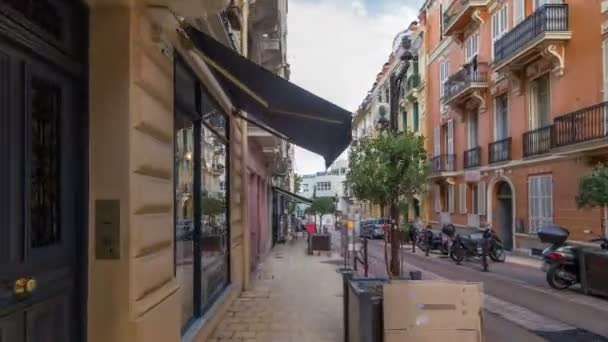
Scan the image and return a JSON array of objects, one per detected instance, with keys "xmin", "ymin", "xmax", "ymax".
[
  {"xmin": 175, "ymin": 112, "xmax": 194, "ymax": 328},
  {"xmin": 31, "ymin": 78, "xmax": 60, "ymax": 248},
  {"xmin": 200, "ymin": 122, "xmax": 229, "ymax": 310}
]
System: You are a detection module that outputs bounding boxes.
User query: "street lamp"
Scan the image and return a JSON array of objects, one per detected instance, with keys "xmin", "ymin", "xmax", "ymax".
[{"xmin": 387, "ymin": 25, "xmax": 423, "ymax": 277}]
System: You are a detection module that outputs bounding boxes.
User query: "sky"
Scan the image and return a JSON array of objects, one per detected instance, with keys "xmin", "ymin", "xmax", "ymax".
[{"xmin": 288, "ymin": 0, "xmax": 423, "ymax": 175}]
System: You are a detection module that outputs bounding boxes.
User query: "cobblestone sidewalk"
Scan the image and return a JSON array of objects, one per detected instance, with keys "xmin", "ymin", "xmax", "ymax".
[{"xmin": 209, "ymin": 238, "xmax": 343, "ymax": 342}]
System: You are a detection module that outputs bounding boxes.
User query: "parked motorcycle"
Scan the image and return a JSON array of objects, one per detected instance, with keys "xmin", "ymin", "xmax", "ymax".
[
  {"xmin": 539, "ymin": 225, "xmax": 608, "ymax": 290},
  {"xmin": 449, "ymin": 227, "xmax": 491, "ymax": 272},
  {"xmin": 417, "ymin": 225, "xmax": 450, "ymax": 256},
  {"xmin": 484, "ymin": 224, "xmax": 506, "ymax": 262}
]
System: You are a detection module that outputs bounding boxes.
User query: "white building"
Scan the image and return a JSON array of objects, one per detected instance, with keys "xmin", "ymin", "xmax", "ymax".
[{"xmin": 296, "ymin": 159, "xmax": 350, "ymax": 227}]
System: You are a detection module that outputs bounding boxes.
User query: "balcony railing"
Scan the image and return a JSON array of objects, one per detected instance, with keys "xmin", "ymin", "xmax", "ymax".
[
  {"xmin": 464, "ymin": 146, "xmax": 481, "ymax": 168},
  {"xmin": 443, "ymin": 0, "xmax": 489, "ymax": 35},
  {"xmin": 431, "ymin": 154, "xmax": 455, "ymax": 173},
  {"xmin": 554, "ymin": 101, "xmax": 608, "ymax": 147},
  {"xmin": 489, "ymin": 137, "xmax": 512, "ymax": 164},
  {"xmin": 405, "ymin": 73, "xmax": 421, "ymax": 92},
  {"xmin": 494, "ymin": 4, "xmax": 569, "ymax": 66},
  {"xmin": 443, "ymin": 65, "xmax": 488, "ymax": 102},
  {"xmin": 523, "ymin": 125, "xmax": 553, "ymax": 157}
]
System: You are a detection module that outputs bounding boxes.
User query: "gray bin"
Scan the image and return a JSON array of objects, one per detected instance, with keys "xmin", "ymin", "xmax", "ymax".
[{"xmin": 345, "ymin": 277, "xmax": 388, "ymax": 342}]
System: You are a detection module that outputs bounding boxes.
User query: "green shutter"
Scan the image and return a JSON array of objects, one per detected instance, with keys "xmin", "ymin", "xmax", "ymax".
[
  {"xmin": 413, "ymin": 102, "xmax": 419, "ymax": 132},
  {"xmin": 402, "ymin": 111, "xmax": 408, "ymax": 131}
]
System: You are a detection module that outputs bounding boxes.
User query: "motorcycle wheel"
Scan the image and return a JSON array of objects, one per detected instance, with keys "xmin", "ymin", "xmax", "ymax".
[
  {"xmin": 546, "ymin": 265, "xmax": 573, "ymax": 290},
  {"xmin": 450, "ymin": 246, "xmax": 465, "ymax": 264},
  {"xmin": 489, "ymin": 246, "xmax": 506, "ymax": 262}
]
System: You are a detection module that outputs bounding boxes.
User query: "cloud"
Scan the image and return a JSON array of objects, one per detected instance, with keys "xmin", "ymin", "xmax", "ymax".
[{"xmin": 288, "ymin": 0, "xmax": 420, "ymax": 175}]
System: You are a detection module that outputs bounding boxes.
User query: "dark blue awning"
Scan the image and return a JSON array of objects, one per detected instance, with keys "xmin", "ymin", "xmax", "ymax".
[{"xmin": 184, "ymin": 26, "xmax": 352, "ymax": 168}]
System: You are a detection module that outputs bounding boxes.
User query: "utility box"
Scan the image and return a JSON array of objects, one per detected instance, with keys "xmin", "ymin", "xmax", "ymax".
[{"xmin": 383, "ymin": 281, "xmax": 483, "ymax": 342}]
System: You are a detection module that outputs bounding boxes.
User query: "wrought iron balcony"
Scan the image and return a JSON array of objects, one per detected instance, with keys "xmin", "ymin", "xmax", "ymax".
[
  {"xmin": 523, "ymin": 125, "xmax": 553, "ymax": 157},
  {"xmin": 464, "ymin": 146, "xmax": 481, "ymax": 169},
  {"xmin": 442, "ymin": 63, "xmax": 489, "ymax": 106},
  {"xmin": 489, "ymin": 137, "xmax": 512, "ymax": 164},
  {"xmin": 403, "ymin": 73, "xmax": 421, "ymax": 100},
  {"xmin": 554, "ymin": 102, "xmax": 608, "ymax": 148},
  {"xmin": 431, "ymin": 154, "xmax": 455, "ymax": 173},
  {"xmin": 443, "ymin": 0, "xmax": 490, "ymax": 37},
  {"xmin": 493, "ymin": 4, "xmax": 570, "ymax": 71}
]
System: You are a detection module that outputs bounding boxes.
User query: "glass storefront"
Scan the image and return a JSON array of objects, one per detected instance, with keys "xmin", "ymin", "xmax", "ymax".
[{"xmin": 174, "ymin": 56, "xmax": 230, "ymax": 331}]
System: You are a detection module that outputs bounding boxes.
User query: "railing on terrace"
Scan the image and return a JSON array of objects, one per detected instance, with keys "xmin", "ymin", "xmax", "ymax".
[
  {"xmin": 494, "ymin": 4, "xmax": 569, "ymax": 65},
  {"xmin": 443, "ymin": 64, "xmax": 488, "ymax": 102},
  {"xmin": 489, "ymin": 137, "xmax": 512, "ymax": 164},
  {"xmin": 431, "ymin": 154, "xmax": 455, "ymax": 173},
  {"xmin": 554, "ymin": 101, "xmax": 608, "ymax": 147},
  {"xmin": 464, "ymin": 146, "xmax": 481, "ymax": 168},
  {"xmin": 523, "ymin": 125, "xmax": 553, "ymax": 157}
]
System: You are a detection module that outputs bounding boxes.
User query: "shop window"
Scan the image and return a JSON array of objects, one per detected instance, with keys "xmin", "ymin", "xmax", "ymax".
[{"xmin": 174, "ymin": 56, "xmax": 230, "ymax": 331}]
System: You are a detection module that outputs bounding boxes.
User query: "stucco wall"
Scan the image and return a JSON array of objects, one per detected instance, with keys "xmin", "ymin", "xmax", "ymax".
[{"xmin": 88, "ymin": 3, "xmax": 249, "ymax": 342}]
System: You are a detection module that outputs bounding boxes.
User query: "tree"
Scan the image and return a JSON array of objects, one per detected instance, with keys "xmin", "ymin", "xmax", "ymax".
[
  {"xmin": 304, "ymin": 197, "xmax": 336, "ymax": 232},
  {"xmin": 346, "ymin": 130, "xmax": 429, "ymax": 276},
  {"xmin": 576, "ymin": 164, "xmax": 608, "ymax": 237}
]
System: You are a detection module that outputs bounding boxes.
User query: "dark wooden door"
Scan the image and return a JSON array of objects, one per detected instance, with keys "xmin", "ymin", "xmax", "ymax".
[{"xmin": 0, "ymin": 2, "xmax": 87, "ymax": 341}]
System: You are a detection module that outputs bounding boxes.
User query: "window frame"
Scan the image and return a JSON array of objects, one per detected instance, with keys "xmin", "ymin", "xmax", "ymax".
[
  {"xmin": 528, "ymin": 175, "xmax": 553, "ymax": 234},
  {"xmin": 491, "ymin": 5, "xmax": 509, "ymax": 59},
  {"xmin": 174, "ymin": 55, "xmax": 231, "ymax": 332},
  {"xmin": 514, "ymin": 0, "xmax": 525, "ymax": 25},
  {"xmin": 529, "ymin": 73, "xmax": 551, "ymax": 129},
  {"xmin": 465, "ymin": 31, "xmax": 479, "ymax": 62},
  {"xmin": 494, "ymin": 94, "xmax": 509, "ymax": 140}
]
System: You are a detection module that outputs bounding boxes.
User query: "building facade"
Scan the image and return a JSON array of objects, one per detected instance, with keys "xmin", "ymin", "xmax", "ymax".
[
  {"xmin": 297, "ymin": 159, "xmax": 349, "ymax": 227},
  {"xmin": 0, "ymin": 1, "xmax": 350, "ymax": 341},
  {"xmin": 422, "ymin": 0, "xmax": 606, "ymax": 253}
]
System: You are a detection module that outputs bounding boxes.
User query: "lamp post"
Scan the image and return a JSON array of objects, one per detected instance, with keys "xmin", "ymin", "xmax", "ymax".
[{"xmin": 387, "ymin": 26, "xmax": 422, "ymax": 277}]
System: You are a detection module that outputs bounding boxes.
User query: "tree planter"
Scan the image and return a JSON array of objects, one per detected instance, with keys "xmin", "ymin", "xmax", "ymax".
[
  {"xmin": 308, "ymin": 233, "xmax": 331, "ymax": 254},
  {"xmin": 345, "ymin": 277, "xmax": 387, "ymax": 342},
  {"xmin": 580, "ymin": 249, "xmax": 608, "ymax": 298}
]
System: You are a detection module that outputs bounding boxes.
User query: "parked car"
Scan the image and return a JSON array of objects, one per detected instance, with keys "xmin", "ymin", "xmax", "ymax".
[{"xmin": 360, "ymin": 218, "xmax": 390, "ymax": 239}]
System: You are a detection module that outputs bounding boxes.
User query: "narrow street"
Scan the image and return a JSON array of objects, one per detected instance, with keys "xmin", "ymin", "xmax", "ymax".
[{"xmin": 361, "ymin": 238, "xmax": 608, "ymax": 342}]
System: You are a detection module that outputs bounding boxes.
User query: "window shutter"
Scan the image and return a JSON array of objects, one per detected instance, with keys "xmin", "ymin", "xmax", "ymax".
[
  {"xmin": 447, "ymin": 120, "xmax": 454, "ymax": 154},
  {"xmin": 434, "ymin": 185, "xmax": 441, "ymax": 212},
  {"xmin": 434, "ymin": 126, "xmax": 441, "ymax": 156},
  {"xmin": 448, "ymin": 184, "xmax": 455, "ymax": 213},
  {"xmin": 459, "ymin": 183, "xmax": 467, "ymax": 214},
  {"xmin": 604, "ymin": 40, "xmax": 608, "ymax": 101},
  {"xmin": 514, "ymin": 0, "xmax": 525, "ymax": 25},
  {"xmin": 478, "ymin": 182, "xmax": 486, "ymax": 215}
]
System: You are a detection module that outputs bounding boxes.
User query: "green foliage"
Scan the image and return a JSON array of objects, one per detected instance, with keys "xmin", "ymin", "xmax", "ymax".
[
  {"xmin": 345, "ymin": 130, "xmax": 430, "ymax": 208},
  {"xmin": 307, "ymin": 196, "xmax": 336, "ymax": 215},
  {"xmin": 202, "ymin": 193, "xmax": 226, "ymax": 217},
  {"xmin": 576, "ymin": 165, "xmax": 608, "ymax": 209}
]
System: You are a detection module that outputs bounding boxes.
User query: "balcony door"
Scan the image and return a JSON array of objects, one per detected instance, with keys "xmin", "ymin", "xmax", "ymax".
[
  {"xmin": 529, "ymin": 74, "xmax": 551, "ymax": 129},
  {"xmin": 0, "ymin": 2, "xmax": 88, "ymax": 341},
  {"xmin": 467, "ymin": 112, "xmax": 479, "ymax": 149}
]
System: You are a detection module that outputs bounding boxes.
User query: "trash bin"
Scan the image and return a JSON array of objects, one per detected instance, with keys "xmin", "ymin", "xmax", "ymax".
[
  {"xmin": 345, "ymin": 277, "xmax": 388, "ymax": 342},
  {"xmin": 580, "ymin": 249, "xmax": 608, "ymax": 297}
]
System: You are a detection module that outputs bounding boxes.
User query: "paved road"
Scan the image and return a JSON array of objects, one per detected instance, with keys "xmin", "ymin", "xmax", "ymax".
[{"xmin": 360, "ymin": 239, "xmax": 608, "ymax": 342}]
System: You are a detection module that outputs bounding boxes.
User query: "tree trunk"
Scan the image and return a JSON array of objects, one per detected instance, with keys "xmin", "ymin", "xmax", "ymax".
[{"xmin": 390, "ymin": 196, "xmax": 401, "ymax": 277}]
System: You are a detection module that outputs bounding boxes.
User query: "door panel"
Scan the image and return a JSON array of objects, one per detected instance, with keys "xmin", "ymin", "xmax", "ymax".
[
  {"xmin": 0, "ymin": 9, "xmax": 84, "ymax": 340},
  {"xmin": 0, "ymin": 311, "xmax": 22, "ymax": 342}
]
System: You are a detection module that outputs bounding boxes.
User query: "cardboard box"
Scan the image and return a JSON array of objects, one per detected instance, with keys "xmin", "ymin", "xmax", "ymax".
[{"xmin": 383, "ymin": 280, "xmax": 483, "ymax": 342}]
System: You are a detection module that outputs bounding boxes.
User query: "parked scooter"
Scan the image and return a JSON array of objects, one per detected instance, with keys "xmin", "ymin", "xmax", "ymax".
[
  {"xmin": 448, "ymin": 226, "xmax": 491, "ymax": 272},
  {"xmin": 539, "ymin": 225, "xmax": 608, "ymax": 290},
  {"xmin": 417, "ymin": 225, "xmax": 450, "ymax": 256}
]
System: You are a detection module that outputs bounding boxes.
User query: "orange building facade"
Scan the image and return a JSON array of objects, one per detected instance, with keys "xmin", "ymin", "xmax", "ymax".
[{"xmin": 421, "ymin": 0, "xmax": 607, "ymax": 253}]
